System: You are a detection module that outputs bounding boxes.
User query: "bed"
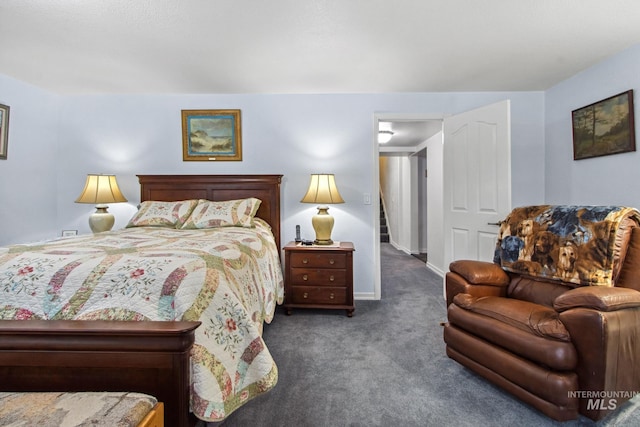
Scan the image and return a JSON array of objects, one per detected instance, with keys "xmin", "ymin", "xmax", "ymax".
[{"xmin": 0, "ymin": 174, "xmax": 284, "ymax": 427}]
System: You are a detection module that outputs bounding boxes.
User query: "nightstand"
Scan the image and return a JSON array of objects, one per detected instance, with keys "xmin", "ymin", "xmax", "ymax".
[{"xmin": 283, "ymin": 241, "xmax": 355, "ymax": 317}]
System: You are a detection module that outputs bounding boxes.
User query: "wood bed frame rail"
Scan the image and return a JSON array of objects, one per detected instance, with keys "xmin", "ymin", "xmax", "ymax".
[{"xmin": 0, "ymin": 320, "xmax": 200, "ymax": 427}]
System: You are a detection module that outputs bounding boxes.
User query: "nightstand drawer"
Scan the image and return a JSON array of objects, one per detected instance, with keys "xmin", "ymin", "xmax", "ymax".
[
  {"xmin": 290, "ymin": 286, "xmax": 347, "ymax": 305},
  {"xmin": 290, "ymin": 268, "xmax": 346, "ymax": 286},
  {"xmin": 283, "ymin": 241, "xmax": 354, "ymax": 316},
  {"xmin": 290, "ymin": 252, "xmax": 346, "ymax": 269}
]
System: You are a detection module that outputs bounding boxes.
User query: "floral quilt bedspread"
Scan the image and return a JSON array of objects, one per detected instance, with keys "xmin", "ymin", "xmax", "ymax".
[{"xmin": 0, "ymin": 219, "xmax": 284, "ymax": 422}]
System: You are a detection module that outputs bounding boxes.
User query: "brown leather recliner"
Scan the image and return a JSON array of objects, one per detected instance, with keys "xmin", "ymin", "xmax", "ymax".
[{"xmin": 443, "ymin": 205, "xmax": 640, "ymax": 421}]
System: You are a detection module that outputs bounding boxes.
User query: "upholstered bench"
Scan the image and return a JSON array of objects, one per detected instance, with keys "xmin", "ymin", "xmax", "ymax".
[{"xmin": 0, "ymin": 391, "xmax": 163, "ymax": 426}]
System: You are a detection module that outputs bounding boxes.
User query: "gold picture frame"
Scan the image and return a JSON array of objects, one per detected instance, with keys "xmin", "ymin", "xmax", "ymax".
[
  {"xmin": 0, "ymin": 103, "xmax": 9, "ymax": 160},
  {"xmin": 181, "ymin": 109, "xmax": 242, "ymax": 161},
  {"xmin": 572, "ymin": 90, "xmax": 635, "ymax": 160}
]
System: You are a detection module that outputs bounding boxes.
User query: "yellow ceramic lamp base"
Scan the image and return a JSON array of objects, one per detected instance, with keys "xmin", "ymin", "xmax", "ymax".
[{"xmin": 312, "ymin": 206, "xmax": 334, "ymax": 245}]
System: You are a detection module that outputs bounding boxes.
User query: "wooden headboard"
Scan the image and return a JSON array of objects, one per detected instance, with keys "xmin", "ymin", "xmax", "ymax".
[{"xmin": 137, "ymin": 175, "xmax": 283, "ymax": 251}]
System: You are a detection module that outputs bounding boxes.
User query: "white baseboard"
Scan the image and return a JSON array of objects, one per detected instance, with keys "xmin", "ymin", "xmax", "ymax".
[
  {"xmin": 427, "ymin": 262, "xmax": 444, "ymax": 277},
  {"xmin": 354, "ymin": 292, "xmax": 377, "ymax": 300},
  {"xmin": 389, "ymin": 240, "xmax": 411, "ymax": 255}
]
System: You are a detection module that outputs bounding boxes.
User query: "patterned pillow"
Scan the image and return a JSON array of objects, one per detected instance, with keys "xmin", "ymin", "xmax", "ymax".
[
  {"xmin": 126, "ymin": 200, "xmax": 199, "ymax": 228},
  {"xmin": 181, "ymin": 198, "xmax": 262, "ymax": 229}
]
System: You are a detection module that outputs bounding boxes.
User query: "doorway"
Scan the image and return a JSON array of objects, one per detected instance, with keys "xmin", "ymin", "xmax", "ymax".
[{"xmin": 373, "ymin": 113, "xmax": 444, "ymax": 300}]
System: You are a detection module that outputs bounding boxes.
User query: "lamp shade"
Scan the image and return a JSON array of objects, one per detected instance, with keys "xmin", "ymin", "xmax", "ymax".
[
  {"xmin": 300, "ymin": 174, "xmax": 345, "ymax": 204},
  {"xmin": 75, "ymin": 174, "xmax": 128, "ymax": 205}
]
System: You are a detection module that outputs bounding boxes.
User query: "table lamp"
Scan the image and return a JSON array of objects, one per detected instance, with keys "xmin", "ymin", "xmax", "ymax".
[
  {"xmin": 75, "ymin": 174, "xmax": 128, "ymax": 233},
  {"xmin": 300, "ymin": 174, "xmax": 344, "ymax": 245}
]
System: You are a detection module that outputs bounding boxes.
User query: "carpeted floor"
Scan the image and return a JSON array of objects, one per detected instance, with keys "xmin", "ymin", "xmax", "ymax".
[{"xmin": 214, "ymin": 243, "xmax": 640, "ymax": 426}]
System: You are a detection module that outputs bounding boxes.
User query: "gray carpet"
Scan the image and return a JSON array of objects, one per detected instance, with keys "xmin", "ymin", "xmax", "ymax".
[{"xmin": 214, "ymin": 243, "xmax": 640, "ymax": 426}]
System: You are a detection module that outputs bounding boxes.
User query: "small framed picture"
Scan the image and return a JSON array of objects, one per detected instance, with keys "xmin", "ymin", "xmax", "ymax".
[
  {"xmin": 0, "ymin": 103, "xmax": 9, "ymax": 160},
  {"xmin": 181, "ymin": 109, "xmax": 242, "ymax": 161},
  {"xmin": 572, "ymin": 90, "xmax": 635, "ymax": 160},
  {"xmin": 62, "ymin": 230, "xmax": 78, "ymax": 237}
]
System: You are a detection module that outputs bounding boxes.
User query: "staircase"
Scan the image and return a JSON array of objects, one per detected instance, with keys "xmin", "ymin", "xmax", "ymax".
[{"xmin": 380, "ymin": 197, "xmax": 389, "ymax": 243}]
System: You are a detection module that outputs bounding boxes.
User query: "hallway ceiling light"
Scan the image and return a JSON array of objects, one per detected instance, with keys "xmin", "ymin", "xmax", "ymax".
[{"xmin": 378, "ymin": 130, "xmax": 394, "ymax": 144}]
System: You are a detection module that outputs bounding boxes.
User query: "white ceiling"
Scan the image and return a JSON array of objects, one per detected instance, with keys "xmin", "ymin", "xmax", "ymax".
[
  {"xmin": 2, "ymin": 1, "xmax": 640, "ymax": 147},
  {"xmin": 378, "ymin": 120, "xmax": 443, "ymax": 150},
  {"xmin": 2, "ymin": 0, "xmax": 640, "ymax": 95}
]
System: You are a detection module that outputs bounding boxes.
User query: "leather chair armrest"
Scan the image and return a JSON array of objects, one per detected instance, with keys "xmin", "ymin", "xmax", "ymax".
[
  {"xmin": 559, "ymin": 306, "xmax": 640, "ymax": 420},
  {"xmin": 554, "ymin": 286, "xmax": 640, "ymax": 312},
  {"xmin": 449, "ymin": 260, "xmax": 510, "ymax": 287},
  {"xmin": 446, "ymin": 261, "xmax": 509, "ymax": 306}
]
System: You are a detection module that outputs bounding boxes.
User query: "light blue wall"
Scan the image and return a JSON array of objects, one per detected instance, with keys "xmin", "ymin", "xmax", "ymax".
[
  {"xmin": 545, "ymin": 44, "xmax": 640, "ymax": 205},
  {"xmin": 0, "ymin": 75, "xmax": 60, "ymax": 243},
  {"xmin": 0, "ymin": 77, "xmax": 545, "ymax": 296}
]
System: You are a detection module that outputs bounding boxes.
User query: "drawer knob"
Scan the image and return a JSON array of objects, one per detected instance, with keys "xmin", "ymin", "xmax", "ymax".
[
  {"xmin": 303, "ymin": 292, "xmax": 308, "ymax": 299},
  {"xmin": 329, "ymin": 293, "xmax": 335, "ymax": 299},
  {"xmin": 302, "ymin": 258, "xmax": 309, "ymax": 264},
  {"xmin": 329, "ymin": 275, "xmax": 334, "ymax": 282},
  {"xmin": 302, "ymin": 274, "xmax": 308, "ymax": 281},
  {"xmin": 329, "ymin": 259, "xmax": 335, "ymax": 265}
]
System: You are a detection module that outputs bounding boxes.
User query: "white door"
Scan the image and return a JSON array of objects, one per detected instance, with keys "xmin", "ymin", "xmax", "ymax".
[{"xmin": 443, "ymin": 100, "xmax": 512, "ymax": 275}]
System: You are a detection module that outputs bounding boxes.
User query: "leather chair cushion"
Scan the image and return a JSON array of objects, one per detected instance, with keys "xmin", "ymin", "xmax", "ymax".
[
  {"xmin": 449, "ymin": 296, "xmax": 577, "ymax": 370},
  {"xmin": 453, "ymin": 293, "xmax": 570, "ymax": 341},
  {"xmin": 508, "ymin": 275, "xmax": 572, "ymax": 308}
]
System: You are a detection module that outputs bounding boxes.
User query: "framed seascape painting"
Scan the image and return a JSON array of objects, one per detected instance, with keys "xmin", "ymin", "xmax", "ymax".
[
  {"xmin": 572, "ymin": 90, "xmax": 635, "ymax": 160},
  {"xmin": 181, "ymin": 109, "xmax": 242, "ymax": 161},
  {"xmin": 0, "ymin": 103, "xmax": 9, "ymax": 160}
]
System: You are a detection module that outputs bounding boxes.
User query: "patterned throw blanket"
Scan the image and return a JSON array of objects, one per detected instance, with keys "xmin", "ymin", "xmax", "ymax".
[{"xmin": 494, "ymin": 205, "xmax": 640, "ymax": 286}]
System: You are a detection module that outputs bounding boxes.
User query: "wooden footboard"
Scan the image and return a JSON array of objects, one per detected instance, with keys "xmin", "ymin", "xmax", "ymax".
[{"xmin": 0, "ymin": 320, "xmax": 200, "ymax": 427}]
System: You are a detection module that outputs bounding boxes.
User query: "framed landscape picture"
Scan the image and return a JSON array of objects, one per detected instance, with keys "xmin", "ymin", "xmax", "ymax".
[
  {"xmin": 0, "ymin": 103, "xmax": 9, "ymax": 160},
  {"xmin": 181, "ymin": 109, "xmax": 242, "ymax": 161},
  {"xmin": 572, "ymin": 90, "xmax": 635, "ymax": 160}
]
